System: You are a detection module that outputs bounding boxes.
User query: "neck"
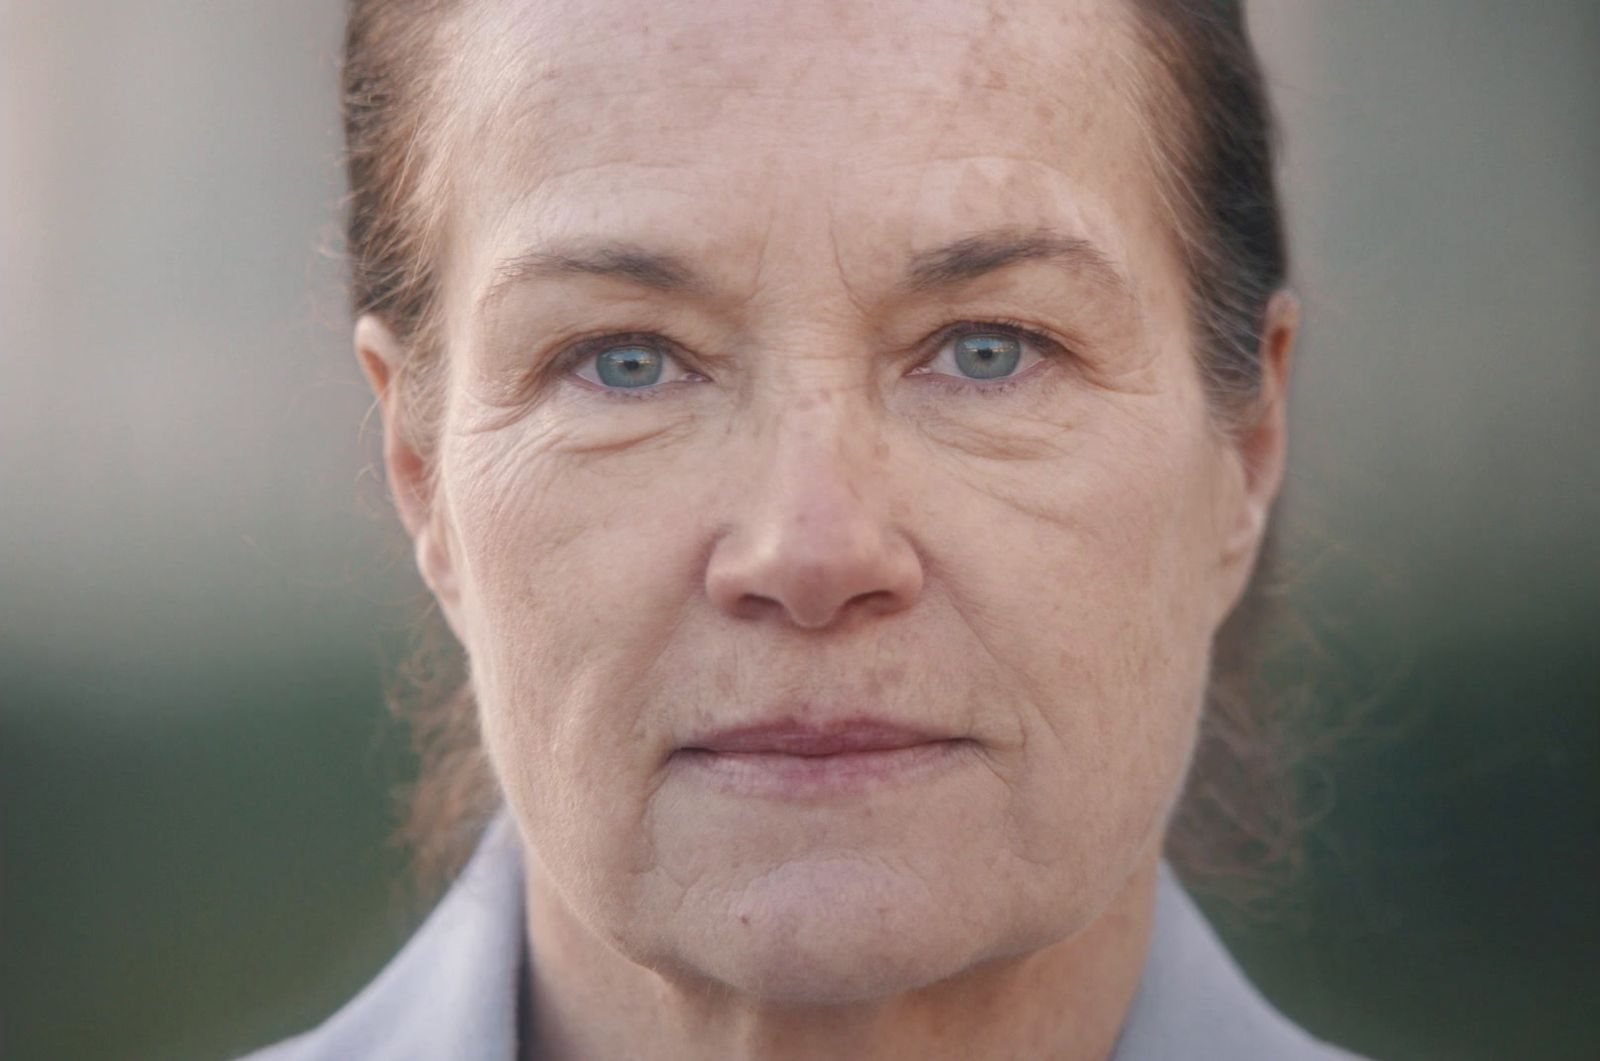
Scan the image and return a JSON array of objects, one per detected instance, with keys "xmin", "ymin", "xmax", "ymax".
[{"xmin": 521, "ymin": 854, "xmax": 1159, "ymax": 1061}]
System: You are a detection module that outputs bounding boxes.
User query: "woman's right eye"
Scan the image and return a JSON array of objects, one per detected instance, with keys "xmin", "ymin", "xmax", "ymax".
[{"xmin": 570, "ymin": 339, "xmax": 701, "ymax": 395}]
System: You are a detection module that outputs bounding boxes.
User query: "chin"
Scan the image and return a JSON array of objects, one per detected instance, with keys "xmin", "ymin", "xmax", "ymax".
[{"xmin": 654, "ymin": 856, "xmax": 1028, "ymax": 1008}]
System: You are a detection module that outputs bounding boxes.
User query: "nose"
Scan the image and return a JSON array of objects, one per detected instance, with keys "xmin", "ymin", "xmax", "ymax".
[{"xmin": 704, "ymin": 389, "xmax": 924, "ymax": 631}]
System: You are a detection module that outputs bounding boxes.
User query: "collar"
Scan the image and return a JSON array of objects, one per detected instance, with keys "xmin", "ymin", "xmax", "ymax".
[
  {"xmin": 248, "ymin": 815, "xmax": 1355, "ymax": 1059},
  {"xmin": 1111, "ymin": 864, "xmax": 1359, "ymax": 1059},
  {"xmin": 245, "ymin": 814, "xmax": 527, "ymax": 1061}
]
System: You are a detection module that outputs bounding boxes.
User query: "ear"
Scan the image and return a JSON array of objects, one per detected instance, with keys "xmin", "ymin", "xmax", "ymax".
[
  {"xmin": 355, "ymin": 315, "xmax": 463, "ymax": 626},
  {"xmin": 1216, "ymin": 290, "xmax": 1298, "ymax": 613}
]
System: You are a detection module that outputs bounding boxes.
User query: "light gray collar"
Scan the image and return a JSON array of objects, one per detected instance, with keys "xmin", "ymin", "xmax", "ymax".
[
  {"xmin": 1111, "ymin": 865, "xmax": 1360, "ymax": 1059},
  {"xmin": 244, "ymin": 815, "xmax": 527, "ymax": 1061},
  {"xmin": 248, "ymin": 815, "xmax": 1358, "ymax": 1059}
]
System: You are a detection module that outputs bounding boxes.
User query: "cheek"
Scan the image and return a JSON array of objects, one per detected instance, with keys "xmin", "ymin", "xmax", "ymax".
[
  {"xmin": 444, "ymin": 403, "xmax": 706, "ymax": 673},
  {"xmin": 437, "ymin": 415, "xmax": 716, "ymax": 889},
  {"xmin": 922, "ymin": 395, "xmax": 1223, "ymax": 870}
]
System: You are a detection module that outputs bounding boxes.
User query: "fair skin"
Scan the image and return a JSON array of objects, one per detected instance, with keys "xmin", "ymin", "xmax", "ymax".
[{"xmin": 360, "ymin": 0, "xmax": 1296, "ymax": 1057}]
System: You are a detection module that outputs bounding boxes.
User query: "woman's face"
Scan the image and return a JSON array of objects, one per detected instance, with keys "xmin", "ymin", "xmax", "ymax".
[{"xmin": 372, "ymin": 0, "xmax": 1284, "ymax": 1004}]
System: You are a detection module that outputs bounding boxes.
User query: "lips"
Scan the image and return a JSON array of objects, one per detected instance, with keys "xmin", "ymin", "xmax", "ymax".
[
  {"xmin": 673, "ymin": 717, "xmax": 973, "ymax": 797},
  {"xmin": 682, "ymin": 719, "xmax": 949, "ymax": 757}
]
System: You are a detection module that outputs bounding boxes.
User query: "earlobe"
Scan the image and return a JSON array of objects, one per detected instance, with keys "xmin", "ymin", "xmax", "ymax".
[{"xmin": 354, "ymin": 315, "xmax": 464, "ymax": 626}]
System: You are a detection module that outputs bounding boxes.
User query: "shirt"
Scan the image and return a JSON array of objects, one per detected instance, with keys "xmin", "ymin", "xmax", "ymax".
[{"xmin": 245, "ymin": 814, "xmax": 1363, "ymax": 1059}]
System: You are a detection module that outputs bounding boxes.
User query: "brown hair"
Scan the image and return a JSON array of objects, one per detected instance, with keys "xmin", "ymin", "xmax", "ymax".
[
  {"xmin": 343, "ymin": 0, "xmax": 1302, "ymax": 897},
  {"xmin": 1124, "ymin": 0, "xmax": 1305, "ymax": 905}
]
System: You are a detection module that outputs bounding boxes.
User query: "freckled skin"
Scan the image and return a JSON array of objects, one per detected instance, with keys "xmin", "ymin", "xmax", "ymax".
[{"xmin": 360, "ymin": 0, "xmax": 1294, "ymax": 1057}]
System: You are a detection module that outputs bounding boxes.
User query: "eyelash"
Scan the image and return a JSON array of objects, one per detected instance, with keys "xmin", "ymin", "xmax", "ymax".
[{"xmin": 559, "ymin": 319, "xmax": 1064, "ymax": 402}]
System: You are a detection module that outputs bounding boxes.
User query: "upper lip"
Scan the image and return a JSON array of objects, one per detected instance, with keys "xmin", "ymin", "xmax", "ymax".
[{"xmin": 681, "ymin": 717, "xmax": 955, "ymax": 757}]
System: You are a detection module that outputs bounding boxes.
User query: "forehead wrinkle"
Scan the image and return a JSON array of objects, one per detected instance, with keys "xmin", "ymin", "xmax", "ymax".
[
  {"xmin": 447, "ymin": 0, "xmax": 1127, "ymax": 133},
  {"xmin": 443, "ymin": 0, "xmax": 1177, "ymax": 340},
  {"xmin": 446, "ymin": 0, "xmax": 1154, "ymax": 207}
]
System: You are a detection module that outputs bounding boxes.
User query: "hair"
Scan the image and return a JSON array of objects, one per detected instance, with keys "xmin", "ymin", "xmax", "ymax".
[{"xmin": 343, "ymin": 0, "xmax": 1299, "ymax": 899}]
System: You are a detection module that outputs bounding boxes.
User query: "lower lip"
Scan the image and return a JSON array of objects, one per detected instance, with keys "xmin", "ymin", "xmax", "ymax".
[{"xmin": 670, "ymin": 740, "xmax": 975, "ymax": 798}]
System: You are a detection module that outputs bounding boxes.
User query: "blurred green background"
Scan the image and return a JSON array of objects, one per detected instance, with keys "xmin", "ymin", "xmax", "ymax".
[{"xmin": 2, "ymin": 2, "xmax": 1595, "ymax": 1058}]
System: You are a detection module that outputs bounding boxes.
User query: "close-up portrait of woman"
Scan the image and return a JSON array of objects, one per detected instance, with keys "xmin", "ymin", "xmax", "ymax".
[{"xmin": 2, "ymin": 1, "xmax": 1595, "ymax": 1060}]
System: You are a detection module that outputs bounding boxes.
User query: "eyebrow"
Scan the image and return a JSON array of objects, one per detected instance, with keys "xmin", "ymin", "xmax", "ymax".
[
  {"xmin": 903, "ymin": 227, "xmax": 1129, "ymax": 296},
  {"xmin": 478, "ymin": 225, "xmax": 1130, "ymax": 314},
  {"xmin": 479, "ymin": 242, "xmax": 703, "ymax": 313}
]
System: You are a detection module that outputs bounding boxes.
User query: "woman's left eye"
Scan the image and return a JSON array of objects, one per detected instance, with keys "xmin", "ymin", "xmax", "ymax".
[{"xmin": 913, "ymin": 327, "xmax": 1048, "ymax": 385}]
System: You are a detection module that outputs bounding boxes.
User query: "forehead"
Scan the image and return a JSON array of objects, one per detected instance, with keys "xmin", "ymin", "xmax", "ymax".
[{"xmin": 437, "ymin": 0, "xmax": 1174, "ymax": 313}]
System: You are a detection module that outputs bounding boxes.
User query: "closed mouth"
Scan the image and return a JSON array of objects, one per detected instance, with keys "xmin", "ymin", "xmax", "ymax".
[{"xmin": 672, "ymin": 718, "xmax": 974, "ymax": 797}]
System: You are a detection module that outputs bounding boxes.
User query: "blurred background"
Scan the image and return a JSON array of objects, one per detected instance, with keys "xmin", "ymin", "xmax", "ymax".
[{"xmin": 1, "ymin": 2, "xmax": 1595, "ymax": 1058}]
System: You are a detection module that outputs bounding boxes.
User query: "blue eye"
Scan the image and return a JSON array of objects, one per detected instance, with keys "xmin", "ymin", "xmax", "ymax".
[
  {"xmin": 594, "ymin": 345, "xmax": 663, "ymax": 388},
  {"xmin": 951, "ymin": 333, "xmax": 1022, "ymax": 380},
  {"xmin": 908, "ymin": 323, "xmax": 1054, "ymax": 391}
]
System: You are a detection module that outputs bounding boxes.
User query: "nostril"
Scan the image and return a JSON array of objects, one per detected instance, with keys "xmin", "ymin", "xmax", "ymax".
[
  {"xmin": 728, "ymin": 592, "xmax": 785, "ymax": 624},
  {"xmin": 858, "ymin": 589, "xmax": 903, "ymax": 615}
]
